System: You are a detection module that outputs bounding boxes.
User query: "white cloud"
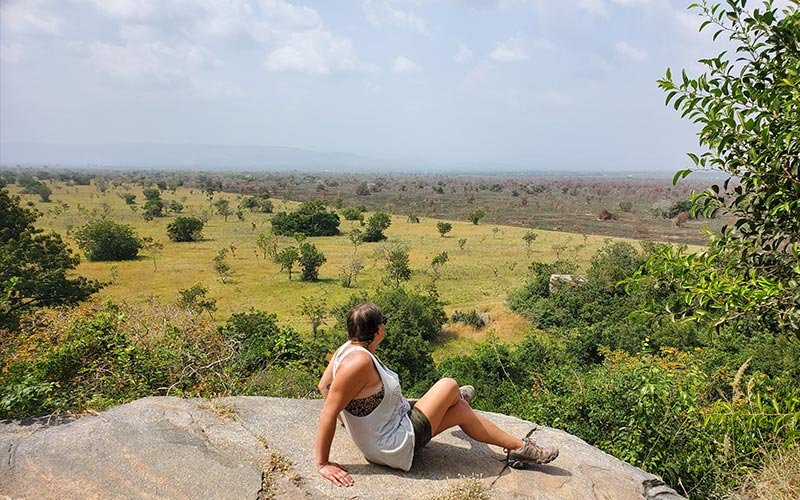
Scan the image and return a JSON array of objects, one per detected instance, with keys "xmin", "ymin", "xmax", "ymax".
[
  {"xmin": 85, "ymin": 40, "xmax": 190, "ymax": 85},
  {"xmin": 489, "ymin": 38, "xmax": 528, "ymax": 62},
  {"xmin": 0, "ymin": 0, "xmax": 62, "ymax": 35},
  {"xmin": 577, "ymin": 0, "xmax": 608, "ymax": 16},
  {"xmin": 362, "ymin": 0, "xmax": 427, "ymax": 33},
  {"xmin": 610, "ymin": 0, "xmax": 652, "ymax": 6},
  {"xmin": 454, "ymin": 44, "xmax": 473, "ymax": 64},
  {"xmin": 0, "ymin": 43, "xmax": 25, "ymax": 64},
  {"xmin": 615, "ymin": 41, "xmax": 647, "ymax": 61},
  {"xmin": 266, "ymin": 29, "xmax": 371, "ymax": 76},
  {"xmin": 392, "ymin": 56, "xmax": 422, "ymax": 74},
  {"xmin": 88, "ymin": 0, "xmax": 157, "ymax": 20}
]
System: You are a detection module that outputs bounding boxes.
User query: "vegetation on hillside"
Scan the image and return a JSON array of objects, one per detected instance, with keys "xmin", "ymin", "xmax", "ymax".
[{"xmin": 0, "ymin": 2, "xmax": 797, "ymax": 498}]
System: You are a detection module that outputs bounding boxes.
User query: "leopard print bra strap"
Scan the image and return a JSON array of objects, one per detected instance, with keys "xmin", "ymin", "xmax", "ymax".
[{"xmin": 345, "ymin": 385, "xmax": 385, "ymax": 417}]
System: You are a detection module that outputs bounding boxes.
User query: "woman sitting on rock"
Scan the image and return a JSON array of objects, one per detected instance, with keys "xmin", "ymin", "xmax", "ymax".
[{"xmin": 315, "ymin": 302, "xmax": 558, "ymax": 487}]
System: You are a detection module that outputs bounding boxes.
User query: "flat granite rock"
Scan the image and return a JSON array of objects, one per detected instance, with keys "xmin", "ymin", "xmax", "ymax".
[{"xmin": 0, "ymin": 396, "xmax": 684, "ymax": 500}]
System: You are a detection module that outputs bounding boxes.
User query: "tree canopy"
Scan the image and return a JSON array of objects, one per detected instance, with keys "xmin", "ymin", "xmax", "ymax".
[
  {"xmin": 639, "ymin": 0, "xmax": 799, "ymax": 332},
  {"xmin": 1, "ymin": 189, "xmax": 102, "ymax": 329},
  {"xmin": 271, "ymin": 200, "xmax": 340, "ymax": 237}
]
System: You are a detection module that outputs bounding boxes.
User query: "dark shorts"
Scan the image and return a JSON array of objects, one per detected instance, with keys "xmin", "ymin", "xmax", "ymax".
[{"xmin": 407, "ymin": 400, "xmax": 432, "ymax": 451}]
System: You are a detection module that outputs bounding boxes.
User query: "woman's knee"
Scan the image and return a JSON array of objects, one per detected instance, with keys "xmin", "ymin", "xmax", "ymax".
[{"xmin": 437, "ymin": 377, "xmax": 459, "ymax": 393}]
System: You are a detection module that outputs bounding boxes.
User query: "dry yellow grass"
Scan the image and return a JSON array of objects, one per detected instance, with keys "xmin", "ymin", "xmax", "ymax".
[{"xmin": 10, "ymin": 180, "xmax": 687, "ymax": 341}]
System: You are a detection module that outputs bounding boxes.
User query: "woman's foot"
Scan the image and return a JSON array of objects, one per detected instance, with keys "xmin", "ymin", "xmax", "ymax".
[
  {"xmin": 459, "ymin": 385, "xmax": 476, "ymax": 404},
  {"xmin": 507, "ymin": 436, "xmax": 559, "ymax": 464}
]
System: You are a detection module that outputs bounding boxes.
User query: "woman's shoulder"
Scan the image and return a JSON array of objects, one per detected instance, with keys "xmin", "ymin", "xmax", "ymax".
[{"xmin": 336, "ymin": 345, "xmax": 374, "ymax": 370}]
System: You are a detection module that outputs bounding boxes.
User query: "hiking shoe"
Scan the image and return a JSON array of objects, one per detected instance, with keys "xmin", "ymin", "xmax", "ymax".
[
  {"xmin": 507, "ymin": 437, "xmax": 559, "ymax": 465},
  {"xmin": 459, "ymin": 385, "xmax": 476, "ymax": 404}
]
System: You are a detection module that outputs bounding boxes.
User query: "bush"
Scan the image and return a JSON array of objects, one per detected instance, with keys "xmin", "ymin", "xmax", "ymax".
[
  {"xmin": 298, "ymin": 242, "xmax": 326, "ymax": 281},
  {"xmin": 436, "ymin": 222, "xmax": 452, "ymax": 237},
  {"xmin": 0, "ymin": 302, "xmax": 230, "ymax": 418},
  {"xmin": 241, "ymin": 195, "xmax": 273, "ymax": 213},
  {"xmin": 219, "ymin": 310, "xmax": 306, "ymax": 374},
  {"xmin": 166, "ymin": 216, "xmax": 204, "ymax": 242},
  {"xmin": 467, "ymin": 209, "xmax": 485, "ymax": 225},
  {"xmin": 1, "ymin": 188, "xmax": 101, "ymax": 329},
  {"xmin": 450, "ymin": 310, "xmax": 485, "ymax": 329},
  {"xmin": 271, "ymin": 200, "xmax": 340, "ymax": 237},
  {"xmin": 340, "ymin": 206, "xmax": 365, "ymax": 221},
  {"xmin": 75, "ymin": 220, "xmax": 142, "ymax": 261},
  {"xmin": 361, "ymin": 212, "xmax": 392, "ymax": 242}
]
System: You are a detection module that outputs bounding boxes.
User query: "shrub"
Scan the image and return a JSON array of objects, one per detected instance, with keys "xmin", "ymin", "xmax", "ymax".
[
  {"xmin": 361, "ymin": 212, "xmax": 392, "ymax": 242},
  {"xmin": 166, "ymin": 216, "xmax": 204, "ymax": 242},
  {"xmin": 277, "ymin": 246, "xmax": 299, "ymax": 280},
  {"xmin": 177, "ymin": 284, "xmax": 217, "ymax": 316},
  {"xmin": 450, "ymin": 309, "xmax": 485, "ymax": 329},
  {"xmin": 0, "ymin": 302, "xmax": 230, "ymax": 418},
  {"xmin": 241, "ymin": 195, "xmax": 273, "ymax": 213},
  {"xmin": 271, "ymin": 200, "xmax": 340, "ymax": 237},
  {"xmin": 340, "ymin": 206, "xmax": 365, "ymax": 221},
  {"xmin": 467, "ymin": 209, "xmax": 485, "ymax": 225},
  {"xmin": 219, "ymin": 310, "xmax": 306, "ymax": 374},
  {"xmin": 1, "ymin": 189, "xmax": 101, "ymax": 329},
  {"xmin": 298, "ymin": 242, "xmax": 326, "ymax": 281},
  {"xmin": 122, "ymin": 193, "xmax": 137, "ymax": 205},
  {"xmin": 74, "ymin": 220, "xmax": 142, "ymax": 261},
  {"xmin": 436, "ymin": 222, "xmax": 452, "ymax": 237}
]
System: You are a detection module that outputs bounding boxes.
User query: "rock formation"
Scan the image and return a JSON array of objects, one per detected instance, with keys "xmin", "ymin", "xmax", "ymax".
[{"xmin": 1, "ymin": 396, "xmax": 683, "ymax": 499}]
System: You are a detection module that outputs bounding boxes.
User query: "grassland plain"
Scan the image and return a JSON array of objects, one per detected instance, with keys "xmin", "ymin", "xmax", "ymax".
[{"xmin": 8, "ymin": 181, "xmax": 700, "ymax": 349}]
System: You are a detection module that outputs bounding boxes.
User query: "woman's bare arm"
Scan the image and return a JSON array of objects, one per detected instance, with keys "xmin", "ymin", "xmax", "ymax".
[{"xmin": 318, "ymin": 354, "xmax": 335, "ymax": 399}]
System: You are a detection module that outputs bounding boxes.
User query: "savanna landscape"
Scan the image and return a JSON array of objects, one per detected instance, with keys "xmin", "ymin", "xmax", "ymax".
[{"xmin": 1, "ymin": 1, "xmax": 798, "ymax": 499}]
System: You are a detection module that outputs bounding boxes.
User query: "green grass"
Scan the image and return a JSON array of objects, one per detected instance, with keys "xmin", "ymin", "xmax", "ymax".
[{"xmin": 10, "ymin": 181, "xmax": 697, "ymax": 338}]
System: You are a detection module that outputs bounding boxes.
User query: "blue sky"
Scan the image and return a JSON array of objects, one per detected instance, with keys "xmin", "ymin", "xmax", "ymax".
[{"xmin": 0, "ymin": 0, "xmax": 773, "ymax": 170}]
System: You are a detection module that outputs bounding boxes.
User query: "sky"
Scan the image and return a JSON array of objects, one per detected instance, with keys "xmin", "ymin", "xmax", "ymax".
[{"xmin": 0, "ymin": 0, "xmax": 782, "ymax": 171}]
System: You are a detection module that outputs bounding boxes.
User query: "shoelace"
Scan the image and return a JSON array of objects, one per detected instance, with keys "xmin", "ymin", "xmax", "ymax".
[{"xmin": 489, "ymin": 425, "xmax": 539, "ymax": 489}]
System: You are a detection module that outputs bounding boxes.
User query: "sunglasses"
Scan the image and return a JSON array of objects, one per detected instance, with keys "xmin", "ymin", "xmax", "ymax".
[{"xmin": 380, "ymin": 315, "xmax": 388, "ymax": 325}]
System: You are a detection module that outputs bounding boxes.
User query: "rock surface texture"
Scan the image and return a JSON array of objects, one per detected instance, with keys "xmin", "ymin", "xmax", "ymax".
[{"xmin": 0, "ymin": 396, "xmax": 683, "ymax": 499}]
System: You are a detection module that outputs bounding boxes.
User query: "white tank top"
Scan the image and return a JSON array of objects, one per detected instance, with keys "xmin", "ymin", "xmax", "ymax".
[{"xmin": 332, "ymin": 343, "xmax": 415, "ymax": 471}]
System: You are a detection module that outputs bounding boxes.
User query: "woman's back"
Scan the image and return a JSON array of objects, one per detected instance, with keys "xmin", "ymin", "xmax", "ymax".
[{"xmin": 332, "ymin": 343, "xmax": 415, "ymax": 471}]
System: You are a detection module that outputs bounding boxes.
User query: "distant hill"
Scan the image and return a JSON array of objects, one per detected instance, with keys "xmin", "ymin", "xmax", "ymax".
[{"xmin": 0, "ymin": 142, "xmax": 398, "ymax": 172}]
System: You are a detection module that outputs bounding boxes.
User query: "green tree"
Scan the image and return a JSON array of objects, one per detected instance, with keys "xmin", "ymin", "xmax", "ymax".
[
  {"xmin": 298, "ymin": 242, "xmax": 326, "ymax": 281},
  {"xmin": 177, "ymin": 283, "xmax": 217, "ymax": 318},
  {"xmin": 219, "ymin": 310, "xmax": 306, "ymax": 374},
  {"xmin": 277, "ymin": 246, "xmax": 299, "ymax": 280},
  {"xmin": 17, "ymin": 175, "xmax": 52, "ymax": 202},
  {"xmin": 271, "ymin": 200, "xmax": 340, "ymax": 237},
  {"xmin": 213, "ymin": 199, "xmax": 232, "ymax": 222},
  {"xmin": 213, "ymin": 248, "xmax": 232, "ymax": 283},
  {"xmin": 641, "ymin": 0, "xmax": 800, "ymax": 331},
  {"xmin": 0, "ymin": 188, "xmax": 102, "ymax": 329},
  {"xmin": 141, "ymin": 187, "xmax": 164, "ymax": 220},
  {"xmin": 523, "ymin": 230, "xmax": 538, "ymax": 257},
  {"xmin": 375, "ymin": 241, "xmax": 412, "ymax": 287},
  {"xmin": 299, "ymin": 295, "xmax": 327, "ymax": 337},
  {"xmin": 436, "ymin": 221, "xmax": 453, "ymax": 237},
  {"xmin": 74, "ymin": 220, "xmax": 142, "ymax": 261},
  {"xmin": 430, "ymin": 251, "xmax": 449, "ymax": 280},
  {"xmin": 467, "ymin": 209, "xmax": 486, "ymax": 225},
  {"xmin": 340, "ymin": 206, "xmax": 365, "ymax": 221},
  {"xmin": 166, "ymin": 216, "xmax": 204, "ymax": 242},
  {"xmin": 168, "ymin": 200, "xmax": 184, "ymax": 214},
  {"xmin": 361, "ymin": 211, "xmax": 392, "ymax": 242},
  {"xmin": 256, "ymin": 232, "xmax": 279, "ymax": 261}
]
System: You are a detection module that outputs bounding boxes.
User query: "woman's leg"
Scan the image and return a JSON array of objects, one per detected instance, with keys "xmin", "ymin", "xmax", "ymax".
[{"xmin": 413, "ymin": 378, "xmax": 523, "ymax": 450}]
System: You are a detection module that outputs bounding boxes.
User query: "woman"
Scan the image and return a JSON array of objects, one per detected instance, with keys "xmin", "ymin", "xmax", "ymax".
[{"xmin": 315, "ymin": 302, "xmax": 559, "ymax": 488}]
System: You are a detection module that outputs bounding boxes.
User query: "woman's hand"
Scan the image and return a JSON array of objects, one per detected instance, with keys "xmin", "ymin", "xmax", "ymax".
[{"xmin": 318, "ymin": 462, "xmax": 353, "ymax": 487}]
